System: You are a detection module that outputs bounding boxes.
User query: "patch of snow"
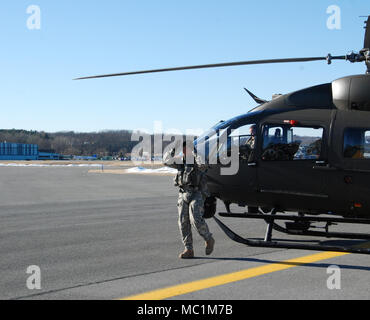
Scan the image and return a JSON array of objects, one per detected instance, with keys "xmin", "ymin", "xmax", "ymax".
[
  {"xmin": 125, "ymin": 166, "xmax": 177, "ymax": 174},
  {"xmin": 0, "ymin": 163, "xmax": 105, "ymax": 168}
]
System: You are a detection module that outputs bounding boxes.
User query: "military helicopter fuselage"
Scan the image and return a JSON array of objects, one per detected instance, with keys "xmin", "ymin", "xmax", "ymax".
[{"xmin": 199, "ymin": 74, "xmax": 370, "ymax": 218}]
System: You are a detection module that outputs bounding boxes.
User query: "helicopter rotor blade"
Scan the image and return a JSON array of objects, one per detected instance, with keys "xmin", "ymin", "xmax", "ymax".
[
  {"xmin": 74, "ymin": 56, "xmax": 346, "ymax": 80},
  {"xmin": 364, "ymin": 16, "xmax": 370, "ymax": 50}
]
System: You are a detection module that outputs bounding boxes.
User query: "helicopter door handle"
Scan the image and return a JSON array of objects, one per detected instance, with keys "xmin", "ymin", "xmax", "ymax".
[
  {"xmin": 312, "ymin": 164, "xmax": 338, "ymax": 171},
  {"xmin": 313, "ymin": 161, "xmax": 328, "ymax": 167},
  {"xmin": 315, "ymin": 160, "xmax": 326, "ymax": 165},
  {"xmin": 313, "ymin": 160, "xmax": 334, "ymax": 170},
  {"xmin": 248, "ymin": 162, "xmax": 257, "ymax": 167}
]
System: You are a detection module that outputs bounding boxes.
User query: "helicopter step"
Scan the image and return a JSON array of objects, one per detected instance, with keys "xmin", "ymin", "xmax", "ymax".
[{"xmin": 214, "ymin": 210, "xmax": 370, "ymax": 254}]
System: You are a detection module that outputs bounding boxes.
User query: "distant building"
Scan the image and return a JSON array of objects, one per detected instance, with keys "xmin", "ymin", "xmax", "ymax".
[
  {"xmin": 73, "ymin": 155, "xmax": 97, "ymax": 161},
  {"xmin": 38, "ymin": 152, "xmax": 61, "ymax": 160},
  {"xmin": 0, "ymin": 142, "xmax": 38, "ymax": 160},
  {"xmin": 0, "ymin": 143, "xmax": 63, "ymax": 160}
]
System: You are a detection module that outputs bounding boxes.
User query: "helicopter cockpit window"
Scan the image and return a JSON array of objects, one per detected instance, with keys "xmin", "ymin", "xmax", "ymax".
[
  {"xmin": 228, "ymin": 124, "xmax": 257, "ymax": 162},
  {"xmin": 343, "ymin": 128, "xmax": 370, "ymax": 159},
  {"xmin": 262, "ymin": 125, "xmax": 323, "ymax": 161}
]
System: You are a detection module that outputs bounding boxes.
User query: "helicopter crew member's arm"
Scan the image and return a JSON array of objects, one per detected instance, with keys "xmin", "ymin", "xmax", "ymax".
[{"xmin": 163, "ymin": 148, "xmax": 184, "ymax": 170}]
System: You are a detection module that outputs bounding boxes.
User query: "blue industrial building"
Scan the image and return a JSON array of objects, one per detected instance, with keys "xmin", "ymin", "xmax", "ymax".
[
  {"xmin": 0, "ymin": 142, "xmax": 61, "ymax": 160},
  {"xmin": 0, "ymin": 142, "xmax": 39, "ymax": 160}
]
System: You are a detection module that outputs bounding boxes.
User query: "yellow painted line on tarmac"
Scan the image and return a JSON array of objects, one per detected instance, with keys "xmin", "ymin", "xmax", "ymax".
[{"xmin": 121, "ymin": 250, "xmax": 350, "ymax": 300}]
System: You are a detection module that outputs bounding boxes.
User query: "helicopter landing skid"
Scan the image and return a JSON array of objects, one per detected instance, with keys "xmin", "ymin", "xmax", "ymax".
[
  {"xmin": 271, "ymin": 221, "xmax": 370, "ymax": 241},
  {"xmin": 218, "ymin": 210, "xmax": 370, "ymax": 240},
  {"xmin": 214, "ymin": 211, "xmax": 370, "ymax": 255}
]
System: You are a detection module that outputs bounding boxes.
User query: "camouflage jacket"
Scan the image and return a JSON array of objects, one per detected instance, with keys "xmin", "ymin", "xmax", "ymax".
[{"xmin": 163, "ymin": 148, "xmax": 210, "ymax": 197}]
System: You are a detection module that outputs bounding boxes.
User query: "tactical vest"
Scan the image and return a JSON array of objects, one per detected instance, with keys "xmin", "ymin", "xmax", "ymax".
[{"xmin": 175, "ymin": 164, "xmax": 201, "ymax": 189}]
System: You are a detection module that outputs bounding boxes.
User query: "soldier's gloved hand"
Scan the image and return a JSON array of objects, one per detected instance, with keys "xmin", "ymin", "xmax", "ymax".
[{"xmin": 163, "ymin": 148, "xmax": 184, "ymax": 169}]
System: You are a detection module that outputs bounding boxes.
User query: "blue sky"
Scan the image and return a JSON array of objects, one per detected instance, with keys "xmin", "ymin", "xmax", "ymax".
[{"xmin": 0, "ymin": 0, "xmax": 368, "ymax": 133}]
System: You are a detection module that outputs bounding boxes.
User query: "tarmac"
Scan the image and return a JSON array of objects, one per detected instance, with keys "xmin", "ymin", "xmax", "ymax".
[{"xmin": 0, "ymin": 165, "xmax": 369, "ymax": 300}]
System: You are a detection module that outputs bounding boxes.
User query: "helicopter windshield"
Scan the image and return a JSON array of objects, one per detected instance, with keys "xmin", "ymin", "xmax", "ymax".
[
  {"xmin": 194, "ymin": 111, "xmax": 262, "ymax": 163},
  {"xmin": 195, "ymin": 111, "xmax": 263, "ymax": 144},
  {"xmin": 195, "ymin": 120, "xmax": 231, "ymax": 146}
]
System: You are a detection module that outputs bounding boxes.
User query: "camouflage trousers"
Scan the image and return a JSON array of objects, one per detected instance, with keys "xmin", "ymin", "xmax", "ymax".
[{"xmin": 177, "ymin": 190, "xmax": 212, "ymax": 250}]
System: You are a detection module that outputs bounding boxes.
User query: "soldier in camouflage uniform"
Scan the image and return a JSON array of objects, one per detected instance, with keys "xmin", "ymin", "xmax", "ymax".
[{"xmin": 164, "ymin": 142, "xmax": 215, "ymax": 259}]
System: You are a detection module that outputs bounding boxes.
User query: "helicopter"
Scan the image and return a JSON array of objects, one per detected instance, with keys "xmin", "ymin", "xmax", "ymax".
[{"xmin": 76, "ymin": 16, "xmax": 370, "ymax": 255}]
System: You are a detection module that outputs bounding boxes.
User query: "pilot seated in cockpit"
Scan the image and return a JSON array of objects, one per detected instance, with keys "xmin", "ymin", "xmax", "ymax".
[{"xmin": 239, "ymin": 124, "xmax": 256, "ymax": 162}]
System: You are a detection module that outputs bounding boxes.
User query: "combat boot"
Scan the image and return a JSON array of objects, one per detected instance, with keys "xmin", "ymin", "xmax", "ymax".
[
  {"xmin": 179, "ymin": 249, "xmax": 194, "ymax": 259},
  {"xmin": 205, "ymin": 237, "xmax": 215, "ymax": 255}
]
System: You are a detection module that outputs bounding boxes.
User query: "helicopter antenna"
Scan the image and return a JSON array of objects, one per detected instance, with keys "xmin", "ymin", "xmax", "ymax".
[{"xmin": 243, "ymin": 88, "xmax": 268, "ymax": 104}]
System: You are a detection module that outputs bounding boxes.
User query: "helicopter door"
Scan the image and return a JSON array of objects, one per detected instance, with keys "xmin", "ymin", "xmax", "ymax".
[
  {"xmin": 329, "ymin": 111, "xmax": 370, "ymax": 215},
  {"xmin": 216, "ymin": 123, "xmax": 258, "ymax": 202},
  {"xmin": 257, "ymin": 123, "xmax": 327, "ymax": 210}
]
